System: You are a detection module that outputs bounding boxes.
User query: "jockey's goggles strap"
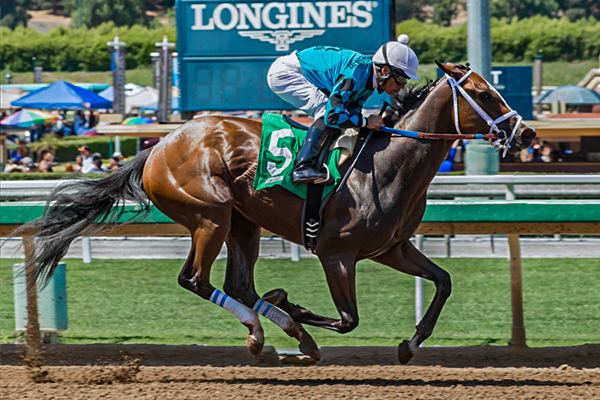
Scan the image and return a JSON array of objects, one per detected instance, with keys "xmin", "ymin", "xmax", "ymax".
[{"xmin": 446, "ymin": 71, "xmax": 526, "ymax": 157}]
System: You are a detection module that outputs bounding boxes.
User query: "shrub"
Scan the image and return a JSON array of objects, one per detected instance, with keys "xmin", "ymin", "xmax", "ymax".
[{"xmin": 397, "ymin": 16, "xmax": 600, "ymax": 63}]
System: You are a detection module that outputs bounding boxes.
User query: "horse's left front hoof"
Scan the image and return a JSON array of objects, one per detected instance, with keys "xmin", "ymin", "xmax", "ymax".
[
  {"xmin": 246, "ymin": 333, "xmax": 264, "ymax": 357},
  {"xmin": 397, "ymin": 340, "xmax": 414, "ymax": 364}
]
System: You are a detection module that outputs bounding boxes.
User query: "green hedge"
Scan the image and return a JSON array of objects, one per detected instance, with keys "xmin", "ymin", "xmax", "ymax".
[
  {"xmin": 0, "ymin": 172, "xmax": 107, "ymax": 180},
  {"xmin": 398, "ymin": 16, "xmax": 600, "ymax": 63},
  {"xmin": 8, "ymin": 135, "xmax": 138, "ymax": 162},
  {"xmin": 1, "ymin": 22, "xmax": 176, "ymax": 72},
  {"xmin": 2, "ymin": 16, "xmax": 598, "ymax": 72}
]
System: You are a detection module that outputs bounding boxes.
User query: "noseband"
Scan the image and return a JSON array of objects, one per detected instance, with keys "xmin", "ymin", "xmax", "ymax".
[{"xmin": 446, "ymin": 70, "xmax": 529, "ymax": 157}]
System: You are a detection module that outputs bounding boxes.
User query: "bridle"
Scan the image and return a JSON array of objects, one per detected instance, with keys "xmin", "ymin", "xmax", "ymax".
[{"xmin": 446, "ymin": 69, "xmax": 530, "ymax": 157}]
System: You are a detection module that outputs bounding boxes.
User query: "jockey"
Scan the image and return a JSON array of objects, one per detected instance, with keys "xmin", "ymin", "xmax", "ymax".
[{"xmin": 267, "ymin": 34, "xmax": 420, "ymax": 185}]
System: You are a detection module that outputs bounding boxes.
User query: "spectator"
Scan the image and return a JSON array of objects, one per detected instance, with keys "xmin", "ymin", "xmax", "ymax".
[
  {"xmin": 3, "ymin": 158, "xmax": 24, "ymax": 173},
  {"xmin": 520, "ymin": 148, "xmax": 534, "ymax": 162},
  {"xmin": 78, "ymin": 145, "xmax": 95, "ymax": 173},
  {"xmin": 74, "ymin": 155, "xmax": 83, "ymax": 172},
  {"xmin": 109, "ymin": 156, "xmax": 121, "ymax": 171},
  {"xmin": 39, "ymin": 152, "xmax": 59, "ymax": 173},
  {"xmin": 64, "ymin": 163, "xmax": 75, "ymax": 172},
  {"xmin": 20, "ymin": 157, "xmax": 35, "ymax": 172},
  {"xmin": 112, "ymin": 151, "xmax": 128, "ymax": 164},
  {"xmin": 88, "ymin": 152, "xmax": 108, "ymax": 173},
  {"xmin": 438, "ymin": 140, "xmax": 460, "ymax": 173},
  {"xmin": 74, "ymin": 110, "xmax": 91, "ymax": 136},
  {"xmin": 10, "ymin": 140, "xmax": 32, "ymax": 159},
  {"xmin": 540, "ymin": 143, "xmax": 555, "ymax": 162}
]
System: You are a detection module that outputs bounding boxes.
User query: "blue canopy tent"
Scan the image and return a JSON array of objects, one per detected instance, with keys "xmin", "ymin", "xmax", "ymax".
[
  {"xmin": 11, "ymin": 80, "xmax": 113, "ymax": 109},
  {"xmin": 98, "ymin": 86, "xmax": 114, "ymax": 102},
  {"xmin": 533, "ymin": 85, "xmax": 600, "ymax": 105}
]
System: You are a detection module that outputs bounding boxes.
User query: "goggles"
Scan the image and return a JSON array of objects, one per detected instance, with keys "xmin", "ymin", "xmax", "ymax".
[{"xmin": 390, "ymin": 70, "xmax": 408, "ymax": 86}]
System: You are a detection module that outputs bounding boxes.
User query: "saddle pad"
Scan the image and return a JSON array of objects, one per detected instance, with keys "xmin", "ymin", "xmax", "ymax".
[{"xmin": 253, "ymin": 113, "xmax": 342, "ymax": 199}]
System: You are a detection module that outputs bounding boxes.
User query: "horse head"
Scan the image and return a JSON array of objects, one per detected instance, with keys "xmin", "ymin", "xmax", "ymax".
[{"xmin": 435, "ymin": 60, "xmax": 536, "ymax": 155}]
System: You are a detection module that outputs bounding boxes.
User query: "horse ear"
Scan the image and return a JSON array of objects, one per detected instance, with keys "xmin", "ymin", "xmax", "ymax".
[{"xmin": 435, "ymin": 60, "xmax": 463, "ymax": 81}]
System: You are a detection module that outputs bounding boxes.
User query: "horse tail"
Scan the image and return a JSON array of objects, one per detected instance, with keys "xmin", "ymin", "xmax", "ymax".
[{"xmin": 13, "ymin": 149, "xmax": 153, "ymax": 289}]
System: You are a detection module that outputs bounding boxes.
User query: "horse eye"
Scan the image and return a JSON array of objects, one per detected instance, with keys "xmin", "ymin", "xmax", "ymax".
[{"xmin": 479, "ymin": 92, "xmax": 491, "ymax": 102}]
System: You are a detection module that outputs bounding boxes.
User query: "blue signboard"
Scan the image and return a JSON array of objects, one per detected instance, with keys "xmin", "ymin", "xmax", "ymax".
[
  {"xmin": 437, "ymin": 66, "xmax": 533, "ymax": 120},
  {"xmin": 176, "ymin": 0, "xmax": 394, "ymax": 112}
]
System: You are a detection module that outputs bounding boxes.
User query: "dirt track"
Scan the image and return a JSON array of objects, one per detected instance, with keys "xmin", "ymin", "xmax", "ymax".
[{"xmin": 2, "ymin": 344, "xmax": 599, "ymax": 399}]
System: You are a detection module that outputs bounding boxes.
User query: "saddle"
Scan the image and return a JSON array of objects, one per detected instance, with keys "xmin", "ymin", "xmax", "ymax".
[{"xmin": 282, "ymin": 115, "xmax": 355, "ymax": 253}]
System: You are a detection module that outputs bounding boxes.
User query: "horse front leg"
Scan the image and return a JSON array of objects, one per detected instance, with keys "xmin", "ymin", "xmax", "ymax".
[
  {"xmin": 265, "ymin": 252, "xmax": 360, "ymax": 333},
  {"xmin": 372, "ymin": 240, "xmax": 451, "ymax": 364}
]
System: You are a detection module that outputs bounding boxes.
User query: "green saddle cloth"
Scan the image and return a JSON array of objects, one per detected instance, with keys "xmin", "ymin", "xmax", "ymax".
[{"xmin": 253, "ymin": 113, "xmax": 342, "ymax": 199}]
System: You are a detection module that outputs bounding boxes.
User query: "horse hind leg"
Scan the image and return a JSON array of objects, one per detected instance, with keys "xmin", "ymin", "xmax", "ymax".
[
  {"xmin": 223, "ymin": 209, "xmax": 320, "ymax": 361},
  {"xmin": 176, "ymin": 212, "xmax": 265, "ymax": 357}
]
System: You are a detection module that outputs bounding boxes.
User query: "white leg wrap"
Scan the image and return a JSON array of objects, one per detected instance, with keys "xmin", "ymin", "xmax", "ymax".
[
  {"xmin": 209, "ymin": 289, "xmax": 257, "ymax": 326},
  {"xmin": 253, "ymin": 298, "xmax": 295, "ymax": 331}
]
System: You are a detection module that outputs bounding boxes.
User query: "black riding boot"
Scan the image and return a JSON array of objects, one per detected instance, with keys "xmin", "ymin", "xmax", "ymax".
[{"xmin": 293, "ymin": 118, "xmax": 334, "ymax": 185}]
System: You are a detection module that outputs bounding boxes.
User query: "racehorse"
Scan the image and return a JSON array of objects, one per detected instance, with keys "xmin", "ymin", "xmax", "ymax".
[{"xmin": 16, "ymin": 61, "xmax": 535, "ymax": 364}]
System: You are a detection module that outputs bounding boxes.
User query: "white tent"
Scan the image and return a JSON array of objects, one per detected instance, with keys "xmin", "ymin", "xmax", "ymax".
[
  {"xmin": 1, "ymin": 88, "xmax": 29, "ymax": 110},
  {"xmin": 125, "ymin": 86, "xmax": 159, "ymax": 113},
  {"xmin": 125, "ymin": 83, "xmax": 144, "ymax": 96}
]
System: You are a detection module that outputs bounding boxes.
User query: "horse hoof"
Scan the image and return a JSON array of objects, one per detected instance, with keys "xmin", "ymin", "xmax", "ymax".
[
  {"xmin": 298, "ymin": 332, "xmax": 321, "ymax": 361},
  {"xmin": 397, "ymin": 340, "xmax": 414, "ymax": 364},
  {"xmin": 246, "ymin": 334, "xmax": 264, "ymax": 357},
  {"xmin": 262, "ymin": 288, "xmax": 287, "ymax": 306}
]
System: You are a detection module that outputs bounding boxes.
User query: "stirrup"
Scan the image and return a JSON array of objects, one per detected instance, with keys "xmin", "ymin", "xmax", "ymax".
[{"xmin": 313, "ymin": 164, "xmax": 333, "ymax": 185}]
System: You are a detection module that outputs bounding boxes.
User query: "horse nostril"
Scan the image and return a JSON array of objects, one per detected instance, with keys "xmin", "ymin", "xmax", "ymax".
[{"xmin": 521, "ymin": 128, "xmax": 536, "ymax": 139}]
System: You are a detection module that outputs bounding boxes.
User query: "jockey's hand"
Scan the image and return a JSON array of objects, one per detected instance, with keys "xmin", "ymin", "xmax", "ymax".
[{"xmin": 366, "ymin": 115, "xmax": 384, "ymax": 130}]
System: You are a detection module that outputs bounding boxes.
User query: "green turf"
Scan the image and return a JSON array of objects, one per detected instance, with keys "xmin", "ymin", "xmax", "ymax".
[{"xmin": 1, "ymin": 257, "xmax": 598, "ymax": 348}]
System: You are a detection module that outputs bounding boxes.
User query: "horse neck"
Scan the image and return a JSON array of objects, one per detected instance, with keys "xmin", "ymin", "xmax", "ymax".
[{"xmin": 395, "ymin": 79, "xmax": 457, "ymax": 168}]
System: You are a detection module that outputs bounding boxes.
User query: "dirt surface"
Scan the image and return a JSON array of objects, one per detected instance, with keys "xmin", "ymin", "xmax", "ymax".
[{"xmin": 1, "ymin": 344, "xmax": 599, "ymax": 399}]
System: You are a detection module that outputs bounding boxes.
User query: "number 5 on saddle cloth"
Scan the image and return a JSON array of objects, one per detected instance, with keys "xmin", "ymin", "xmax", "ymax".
[{"xmin": 254, "ymin": 113, "xmax": 356, "ymax": 252}]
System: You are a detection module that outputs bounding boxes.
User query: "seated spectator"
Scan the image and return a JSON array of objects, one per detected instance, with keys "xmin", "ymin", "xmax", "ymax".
[
  {"xmin": 78, "ymin": 145, "xmax": 95, "ymax": 173},
  {"xmin": 3, "ymin": 158, "xmax": 24, "ymax": 173},
  {"xmin": 74, "ymin": 155, "xmax": 84, "ymax": 172},
  {"xmin": 20, "ymin": 157, "xmax": 35, "ymax": 172},
  {"xmin": 108, "ymin": 156, "xmax": 121, "ymax": 171},
  {"xmin": 39, "ymin": 152, "xmax": 59, "ymax": 173},
  {"xmin": 10, "ymin": 140, "xmax": 32, "ymax": 159},
  {"xmin": 540, "ymin": 143, "xmax": 555, "ymax": 162},
  {"xmin": 87, "ymin": 153, "xmax": 108, "ymax": 173}
]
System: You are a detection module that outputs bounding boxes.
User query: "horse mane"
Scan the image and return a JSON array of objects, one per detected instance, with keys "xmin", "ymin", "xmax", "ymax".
[
  {"xmin": 383, "ymin": 77, "xmax": 435, "ymax": 127},
  {"xmin": 383, "ymin": 63, "xmax": 471, "ymax": 127}
]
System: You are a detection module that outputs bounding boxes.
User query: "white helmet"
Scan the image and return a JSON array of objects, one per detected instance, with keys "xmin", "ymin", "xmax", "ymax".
[{"xmin": 373, "ymin": 34, "xmax": 420, "ymax": 81}]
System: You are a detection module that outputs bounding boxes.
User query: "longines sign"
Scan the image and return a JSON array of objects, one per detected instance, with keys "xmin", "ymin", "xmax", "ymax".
[{"xmin": 176, "ymin": 0, "xmax": 394, "ymax": 110}]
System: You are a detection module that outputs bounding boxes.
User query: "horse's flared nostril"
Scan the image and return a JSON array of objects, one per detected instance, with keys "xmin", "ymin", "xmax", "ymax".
[{"xmin": 521, "ymin": 128, "xmax": 536, "ymax": 139}]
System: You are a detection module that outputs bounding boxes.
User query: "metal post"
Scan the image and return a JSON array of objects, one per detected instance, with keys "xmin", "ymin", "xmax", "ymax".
[
  {"xmin": 290, "ymin": 243, "xmax": 300, "ymax": 262},
  {"xmin": 23, "ymin": 236, "xmax": 41, "ymax": 346},
  {"xmin": 534, "ymin": 51, "xmax": 543, "ymax": 115},
  {"xmin": 107, "ymin": 36, "xmax": 127, "ymax": 115},
  {"xmin": 82, "ymin": 237, "xmax": 92, "ymax": 263},
  {"xmin": 507, "ymin": 234, "xmax": 526, "ymax": 346},
  {"xmin": 150, "ymin": 52, "xmax": 161, "ymax": 90},
  {"xmin": 467, "ymin": 0, "xmax": 492, "ymax": 82},
  {"xmin": 156, "ymin": 36, "xmax": 175, "ymax": 122},
  {"xmin": 415, "ymin": 234, "xmax": 424, "ymax": 324}
]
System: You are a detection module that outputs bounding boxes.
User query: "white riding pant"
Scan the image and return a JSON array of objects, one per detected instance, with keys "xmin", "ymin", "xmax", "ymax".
[{"xmin": 267, "ymin": 52, "xmax": 328, "ymax": 121}]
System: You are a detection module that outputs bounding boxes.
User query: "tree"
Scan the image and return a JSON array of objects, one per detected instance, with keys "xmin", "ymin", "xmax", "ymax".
[
  {"xmin": 491, "ymin": 0, "xmax": 559, "ymax": 20},
  {"xmin": 0, "ymin": 0, "xmax": 31, "ymax": 29},
  {"xmin": 396, "ymin": 0, "xmax": 431, "ymax": 23},
  {"xmin": 432, "ymin": 0, "xmax": 459, "ymax": 26},
  {"xmin": 62, "ymin": 0, "xmax": 148, "ymax": 28}
]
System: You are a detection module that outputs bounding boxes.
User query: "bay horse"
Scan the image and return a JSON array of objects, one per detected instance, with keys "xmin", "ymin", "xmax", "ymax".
[{"xmin": 16, "ymin": 61, "xmax": 535, "ymax": 364}]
